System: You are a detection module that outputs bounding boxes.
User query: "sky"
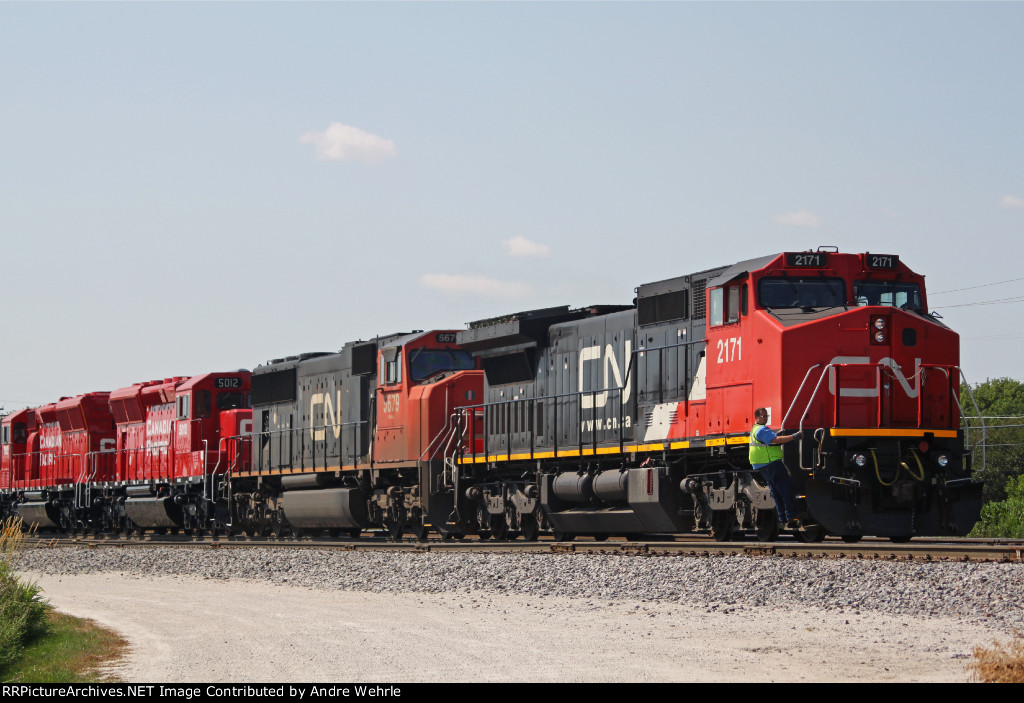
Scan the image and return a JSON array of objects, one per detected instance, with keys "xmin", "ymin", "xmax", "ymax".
[{"xmin": 2, "ymin": 2, "xmax": 1023, "ymax": 410}]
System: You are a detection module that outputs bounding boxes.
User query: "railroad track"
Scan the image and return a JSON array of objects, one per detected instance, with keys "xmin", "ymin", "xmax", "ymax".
[{"xmin": 25, "ymin": 532, "xmax": 1024, "ymax": 562}]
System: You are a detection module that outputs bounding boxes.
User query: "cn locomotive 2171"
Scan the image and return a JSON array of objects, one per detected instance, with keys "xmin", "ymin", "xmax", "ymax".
[{"xmin": 0, "ymin": 250, "xmax": 983, "ymax": 543}]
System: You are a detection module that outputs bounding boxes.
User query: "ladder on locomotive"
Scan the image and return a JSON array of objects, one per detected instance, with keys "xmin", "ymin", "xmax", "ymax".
[{"xmin": 424, "ymin": 407, "xmax": 477, "ymax": 489}]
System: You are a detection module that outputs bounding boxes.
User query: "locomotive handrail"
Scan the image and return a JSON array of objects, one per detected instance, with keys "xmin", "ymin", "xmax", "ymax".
[
  {"xmin": 80, "ymin": 450, "xmax": 108, "ymax": 511},
  {"xmin": 419, "ymin": 383, "xmax": 458, "ymax": 463},
  {"xmin": 214, "ymin": 432, "xmax": 251, "ymax": 526},
  {"xmin": 201, "ymin": 437, "xmax": 209, "ymax": 493},
  {"xmin": 630, "ymin": 338, "xmax": 704, "ymax": 409},
  {"xmin": 448, "ymin": 335, "xmax": 711, "ymax": 466},
  {"xmin": 74, "ymin": 453, "xmax": 90, "ymax": 513},
  {"xmin": 792, "ymin": 360, "xmax": 964, "ymax": 436},
  {"xmin": 441, "ymin": 410, "xmax": 480, "ymax": 488},
  {"xmin": 451, "ymin": 385, "xmax": 628, "ymax": 466},
  {"xmin": 254, "ymin": 419, "xmax": 367, "ymax": 474},
  {"xmin": 424, "ymin": 408, "xmax": 465, "ymax": 464},
  {"xmin": 209, "ymin": 437, "xmax": 227, "ymax": 504},
  {"xmin": 795, "ymin": 362, "xmax": 858, "ymax": 435},
  {"xmin": 780, "ymin": 364, "xmax": 822, "ymax": 431},
  {"xmin": 954, "ymin": 368, "xmax": 987, "ymax": 475}
]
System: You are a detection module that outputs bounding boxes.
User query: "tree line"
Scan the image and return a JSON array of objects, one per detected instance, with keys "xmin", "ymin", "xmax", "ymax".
[{"xmin": 960, "ymin": 377, "xmax": 1024, "ymax": 538}]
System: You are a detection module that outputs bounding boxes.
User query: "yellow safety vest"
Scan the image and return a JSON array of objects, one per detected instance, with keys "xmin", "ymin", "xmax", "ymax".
[{"xmin": 749, "ymin": 424, "xmax": 783, "ymax": 465}]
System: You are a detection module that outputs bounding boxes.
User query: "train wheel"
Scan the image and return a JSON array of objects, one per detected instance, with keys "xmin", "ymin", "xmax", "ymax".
[
  {"xmin": 592, "ymin": 534, "xmax": 609, "ymax": 542},
  {"xmin": 386, "ymin": 520, "xmax": 404, "ymax": 542},
  {"xmin": 889, "ymin": 535, "xmax": 912, "ymax": 543},
  {"xmin": 793, "ymin": 524, "xmax": 826, "ymax": 543},
  {"xmin": 552, "ymin": 531, "xmax": 575, "ymax": 542},
  {"xmin": 520, "ymin": 514, "xmax": 540, "ymax": 542},
  {"xmin": 348, "ymin": 529, "xmax": 362, "ymax": 539},
  {"xmin": 841, "ymin": 534, "xmax": 863, "ymax": 544},
  {"xmin": 412, "ymin": 522, "xmax": 429, "ymax": 542},
  {"xmin": 490, "ymin": 516, "xmax": 509, "ymax": 541},
  {"xmin": 755, "ymin": 512, "xmax": 780, "ymax": 543},
  {"xmin": 710, "ymin": 512, "xmax": 736, "ymax": 542}
]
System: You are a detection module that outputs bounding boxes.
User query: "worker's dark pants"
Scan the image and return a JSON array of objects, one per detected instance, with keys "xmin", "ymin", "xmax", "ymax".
[{"xmin": 756, "ymin": 460, "xmax": 798, "ymax": 523}]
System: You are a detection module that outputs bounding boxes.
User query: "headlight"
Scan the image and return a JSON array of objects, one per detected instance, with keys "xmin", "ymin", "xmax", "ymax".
[
  {"xmin": 936, "ymin": 453, "xmax": 950, "ymax": 467},
  {"xmin": 873, "ymin": 317, "xmax": 886, "ymax": 330},
  {"xmin": 873, "ymin": 330, "xmax": 886, "ymax": 343},
  {"xmin": 852, "ymin": 453, "xmax": 867, "ymax": 467}
]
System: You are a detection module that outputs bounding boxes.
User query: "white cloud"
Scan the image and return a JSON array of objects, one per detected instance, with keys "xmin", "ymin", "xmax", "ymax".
[
  {"xmin": 299, "ymin": 122, "xmax": 397, "ymax": 164},
  {"xmin": 419, "ymin": 274, "xmax": 533, "ymax": 298},
  {"xmin": 882, "ymin": 208, "xmax": 900, "ymax": 220},
  {"xmin": 772, "ymin": 210, "xmax": 823, "ymax": 228},
  {"xmin": 503, "ymin": 236, "xmax": 550, "ymax": 258},
  {"xmin": 999, "ymin": 195, "xmax": 1024, "ymax": 209}
]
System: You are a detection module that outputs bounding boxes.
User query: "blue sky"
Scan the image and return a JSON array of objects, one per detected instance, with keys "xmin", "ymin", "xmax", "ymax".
[{"xmin": 2, "ymin": 2, "xmax": 1023, "ymax": 409}]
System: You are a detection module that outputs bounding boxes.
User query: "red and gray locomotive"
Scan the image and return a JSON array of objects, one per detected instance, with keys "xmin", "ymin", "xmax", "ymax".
[
  {"xmin": 0, "ymin": 249, "xmax": 982, "ymax": 542},
  {"xmin": 449, "ymin": 249, "xmax": 980, "ymax": 542}
]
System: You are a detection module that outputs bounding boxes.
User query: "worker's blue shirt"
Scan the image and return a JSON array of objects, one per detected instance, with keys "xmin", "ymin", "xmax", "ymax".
[{"xmin": 751, "ymin": 425, "xmax": 779, "ymax": 470}]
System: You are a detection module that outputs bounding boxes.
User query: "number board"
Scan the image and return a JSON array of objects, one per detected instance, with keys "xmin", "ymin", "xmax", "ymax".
[
  {"xmin": 864, "ymin": 253, "xmax": 900, "ymax": 269},
  {"xmin": 435, "ymin": 332, "xmax": 457, "ymax": 344},
  {"xmin": 786, "ymin": 252, "xmax": 828, "ymax": 268},
  {"xmin": 215, "ymin": 377, "xmax": 243, "ymax": 389}
]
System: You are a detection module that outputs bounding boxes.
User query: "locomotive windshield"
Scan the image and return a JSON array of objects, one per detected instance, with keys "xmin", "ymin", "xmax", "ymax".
[
  {"xmin": 408, "ymin": 348, "xmax": 476, "ymax": 382},
  {"xmin": 854, "ymin": 280, "xmax": 923, "ymax": 309},
  {"xmin": 217, "ymin": 391, "xmax": 249, "ymax": 410},
  {"xmin": 758, "ymin": 277, "xmax": 846, "ymax": 309}
]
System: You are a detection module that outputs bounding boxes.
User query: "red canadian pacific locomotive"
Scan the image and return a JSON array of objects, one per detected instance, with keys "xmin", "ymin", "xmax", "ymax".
[{"xmin": 0, "ymin": 250, "xmax": 983, "ymax": 542}]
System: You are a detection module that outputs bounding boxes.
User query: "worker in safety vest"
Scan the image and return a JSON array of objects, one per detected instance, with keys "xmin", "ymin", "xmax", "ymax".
[{"xmin": 750, "ymin": 407, "xmax": 802, "ymax": 528}]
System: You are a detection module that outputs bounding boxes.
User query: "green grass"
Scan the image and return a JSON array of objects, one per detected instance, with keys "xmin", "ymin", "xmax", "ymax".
[
  {"xmin": 3, "ymin": 610, "xmax": 129, "ymax": 683},
  {"xmin": 1, "ymin": 517, "xmax": 128, "ymax": 682},
  {"xmin": 1, "ymin": 517, "xmax": 51, "ymax": 674}
]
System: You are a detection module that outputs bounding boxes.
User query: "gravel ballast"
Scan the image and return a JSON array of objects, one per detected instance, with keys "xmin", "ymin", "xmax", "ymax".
[{"xmin": 20, "ymin": 546, "xmax": 1024, "ymax": 629}]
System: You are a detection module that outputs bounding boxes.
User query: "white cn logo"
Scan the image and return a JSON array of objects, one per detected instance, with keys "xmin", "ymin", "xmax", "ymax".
[
  {"xmin": 579, "ymin": 341, "xmax": 632, "ymax": 409},
  {"xmin": 828, "ymin": 356, "xmax": 922, "ymax": 398},
  {"xmin": 310, "ymin": 391, "xmax": 344, "ymax": 441}
]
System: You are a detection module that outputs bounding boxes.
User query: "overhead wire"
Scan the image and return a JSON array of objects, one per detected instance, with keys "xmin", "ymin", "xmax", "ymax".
[
  {"xmin": 929, "ymin": 273, "xmax": 1024, "ymax": 314},
  {"xmin": 930, "ymin": 276, "xmax": 1024, "ymax": 295},
  {"xmin": 935, "ymin": 295, "xmax": 1024, "ymax": 309}
]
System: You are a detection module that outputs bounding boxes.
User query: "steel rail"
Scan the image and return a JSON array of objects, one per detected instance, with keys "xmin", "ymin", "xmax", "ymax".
[{"xmin": 23, "ymin": 533, "xmax": 1024, "ymax": 563}]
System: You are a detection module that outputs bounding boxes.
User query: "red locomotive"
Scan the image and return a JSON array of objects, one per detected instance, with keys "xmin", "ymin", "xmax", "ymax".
[
  {"xmin": 2, "ymin": 373, "xmax": 250, "ymax": 535},
  {"xmin": 1, "ymin": 393, "xmax": 116, "ymax": 531},
  {"xmin": 0, "ymin": 249, "xmax": 982, "ymax": 542}
]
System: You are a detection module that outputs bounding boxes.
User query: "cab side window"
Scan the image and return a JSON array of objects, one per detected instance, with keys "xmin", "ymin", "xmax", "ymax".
[
  {"xmin": 727, "ymin": 287, "xmax": 740, "ymax": 323},
  {"xmin": 710, "ymin": 288, "xmax": 724, "ymax": 326},
  {"xmin": 380, "ymin": 349, "xmax": 403, "ymax": 385},
  {"xmin": 710, "ymin": 285, "xmax": 744, "ymax": 326},
  {"xmin": 194, "ymin": 390, "xmax": 212, "ymax": 419}
]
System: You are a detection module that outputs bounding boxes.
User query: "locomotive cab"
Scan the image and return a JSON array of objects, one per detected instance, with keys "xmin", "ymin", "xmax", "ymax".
[
  {"xmin": 702, "ymin": 250, "xmax": 980, "ymax": 539},
  {"xmin": 172, "ymin": 372, "xmax": 252, "ymax": 480},
  {"xmin": 373, "ymin": 331, "xmax": 479, "ymax": 465}
]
